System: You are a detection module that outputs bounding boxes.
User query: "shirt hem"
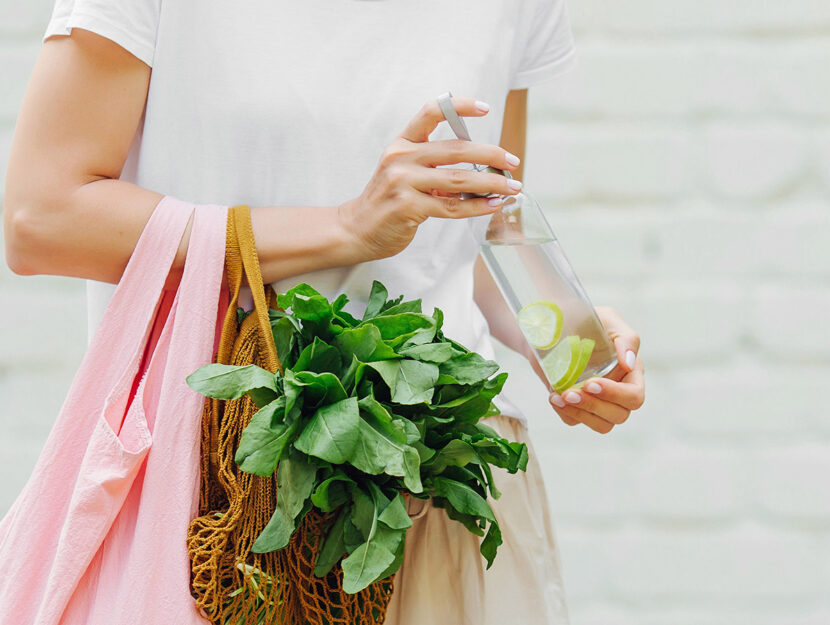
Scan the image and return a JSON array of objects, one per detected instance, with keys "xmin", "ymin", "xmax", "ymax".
[
  {"xmin": 509, "ymin": 47, "xmax": 578, "ymax": 91},
  {"xmin": 43, "ymin": 9, "xmax": 155, "ymax": 67}
]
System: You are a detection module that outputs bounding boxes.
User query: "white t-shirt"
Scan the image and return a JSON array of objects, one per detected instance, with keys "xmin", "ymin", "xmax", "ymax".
[{"xmin": 43, "ymin": 0, "xmax": 576, "ymax": 427}]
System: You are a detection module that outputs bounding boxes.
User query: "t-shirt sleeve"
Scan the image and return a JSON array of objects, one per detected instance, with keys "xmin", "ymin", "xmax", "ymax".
[
  {"xmin": 509, "ymin": 0, "xmax": 577, "ymax": 90},
  {"xmin": 42, "ymin": 0, "xmax": 162, "ymax": 67}
]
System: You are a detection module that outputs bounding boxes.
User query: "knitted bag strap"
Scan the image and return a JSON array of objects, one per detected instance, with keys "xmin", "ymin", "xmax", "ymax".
[
  {"xmin": 216, "ymin": 204, "xmax": 280, "ymax": 373},
  {"xmin": 207, "ymin": 205, "xmax": 282, "ymax": 487}
]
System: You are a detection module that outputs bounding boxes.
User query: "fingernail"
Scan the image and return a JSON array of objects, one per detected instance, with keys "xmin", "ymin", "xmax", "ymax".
[
  {"xmin": 475, "ymin": 100, "xmax": 490, "ymax": 112},
  {"xmin": 551, "ymin": 394, "xmax": 566, "ymax": 408},
  {"xmin": 625, "ymin": 350, "xmax": 636, "ymax": 370},
  {"xmin": 564, "ymin": 391, "xmax": 582, "ymax": 404},
  {"xmin": 586, "ymin": 382, "xmax": 602, "ymax": 394},
  {"xmin": 488, "ymin": 196, "xmax": 503, "ymax": 207},
  {"xmin": 507, "ymin": 179, "xmax": 523, "ymax": 192},
  {"xmin": 505, "ymin": 152, "xmax": 521, "ymax": 167}
]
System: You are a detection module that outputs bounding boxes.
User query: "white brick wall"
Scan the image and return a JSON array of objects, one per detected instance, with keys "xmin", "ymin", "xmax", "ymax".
[{"xmin": 0, "ymin": 2, "xmax": 827, "ymax": 623}]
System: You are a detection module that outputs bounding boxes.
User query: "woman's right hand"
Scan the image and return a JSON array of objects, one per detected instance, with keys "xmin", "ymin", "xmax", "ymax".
[{"xmin": 338, "ymin": 96, "xmax": 524, "ymax": 261}]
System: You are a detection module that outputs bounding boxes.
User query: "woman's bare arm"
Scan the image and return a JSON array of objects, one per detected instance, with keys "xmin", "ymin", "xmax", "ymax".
[
  {"xmin": 3, "ymin": 28, "xmax": 358, "ymax": 290},
  {"xmin": 473, "ymin": 88, "xmax": 535, "ymax": 361}
]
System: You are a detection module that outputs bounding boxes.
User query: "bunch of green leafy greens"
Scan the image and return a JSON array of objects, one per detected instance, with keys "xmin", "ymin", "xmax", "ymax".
[{"xmin": 186, "ymin": 281, "xmax": 528, "ymax": 594}]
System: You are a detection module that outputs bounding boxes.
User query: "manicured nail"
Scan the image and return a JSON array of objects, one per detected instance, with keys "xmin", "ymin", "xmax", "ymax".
[
  {"xmin": 551, "ymin": 394, "xmax": 566, "ymax": 408},
  {"xmin": 507, "ymin": 179, "xmax": 523, "ymax": 192},
  {"xmin": 505, "ymin": 152, "xmax": 521, "ymax": 167},
  {"xmin": 488, "ymin": 196, "xmax": 503, "ymax": 207},
  {"xmin": 586, "ymin": 382, "xmax": 602, "ymax": 394},
  {"xmin": 625, "ymin": 350, "xmax": 636, "ymax": 370},
  {"xmin": 564, "ymin": 391, "xmax": 582, "ymax": 404},
  {"xmin": 475, "ymin": 100, "xmax": 490, "ymax": 112}
]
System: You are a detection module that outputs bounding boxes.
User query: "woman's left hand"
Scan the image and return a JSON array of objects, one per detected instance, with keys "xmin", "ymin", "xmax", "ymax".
[{"xmin": 548, "ymin": 306, "xmax": 645, "ymax": 434}]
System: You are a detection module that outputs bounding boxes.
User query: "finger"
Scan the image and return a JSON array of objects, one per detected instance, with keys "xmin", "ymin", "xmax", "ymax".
[
  {"xmin": 549, "ymin": 394, "xmax": 581, "ymax": 426},
  {"xmin": 412, "ymin": 167, "xmax": 521, "ymax": 197},
  {"xmin": 421, "ymin": 192, "xmax": 503, "ymax": 219},
  {"xmin": 553, "ymin": 403, "xmax": 616, "ymax": 434},
  {"xmin": 415, "ymin": 139, "xmax": 520, "ymax": 171},
  {"xmin": 595, "ymin": 306, "xmax": 641, "ymax": 374},
  {"xmin": 557, "ymin": 387, "xmax": 631, "ymax": 425},
  {"xmin": 430, "ymin": 189, "xmax": 462, "ymax": 198},
  {"xmin": 399, "ymin": 97, "xmax": 490, "ymax": 143},
  {"xmin": 582, "ymin": 362, "xmax": 645, "ymax": 412},
  {"xmin": 560, "ymin": 413, "xmax": 580, "ymax": 426}
]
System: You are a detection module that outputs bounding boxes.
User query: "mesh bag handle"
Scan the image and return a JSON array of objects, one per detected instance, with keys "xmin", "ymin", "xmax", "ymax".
[{"xmin": 217, "ymin": 204, "xmax": 281, "ymax": 372}]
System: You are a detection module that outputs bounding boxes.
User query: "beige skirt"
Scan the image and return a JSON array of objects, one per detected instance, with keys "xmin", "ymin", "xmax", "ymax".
[{"xmin": 385, "ymin": 414, "xmax": 570, "ymax": 625}]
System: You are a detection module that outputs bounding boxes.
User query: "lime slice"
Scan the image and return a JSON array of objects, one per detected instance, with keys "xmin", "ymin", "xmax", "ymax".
[
  {"xmin": 541, "ymin": 335, "xmax": 581, "ymax": 389},
  {"xmin": 517, "ymin": 301, "xmax": 564, "ymax": 350},
  {"xmin": 553, "ymin": 337, "xmax": 595, "ymax": 393}
]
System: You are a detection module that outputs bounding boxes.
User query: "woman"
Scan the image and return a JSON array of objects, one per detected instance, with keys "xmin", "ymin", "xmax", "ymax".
[{"xmin": 4, "ymin": 1, "xmax": 645, "ymax": 623}]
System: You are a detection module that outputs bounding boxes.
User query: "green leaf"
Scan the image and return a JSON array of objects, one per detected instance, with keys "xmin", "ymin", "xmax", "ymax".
[
  {"xmin": 470, "ymin": 438, "xmax": 510, "ymax": 465},
  {"xmin": 251, "ymin": 507, "xmax": 294, "ymax": 553},
  {"xmin": 516, "ymin": 442, "xmax": 529, "ymax": 472},
  {"xmin": 294, "ymin": 336, "xmax": 341, "ymax": 374},
  {"xmin": 292, "ymin": 293, "xmax": 333, "ymax": 322},
  {"xmin": 334, "ymin": 325, "xmax": 399, "ymax": 362},
  {"xmin": 472, "ymin": 459, "xmax": 502, "ymax": 499},
  {"xmin": 440, "ymin": 373, "xmax": 508, "ymax": 421},
  {"xmin": 341, "ymin": 481, "xmax": 405, "ymax": 593},
  {"xmin": 390, "ymin": 414, "xmax": 421, "ymax": 444},
  {"xmin": 379, "ymin": 293, "xmax": 404, "ymax": 313},
  {"xmin": 251, "ymin": 452, "xmax": 318, "ymax": 553},
  {"xmin": 290, "ymin": 370, "xmax": 348, "ymax": 406},
  {"xmin": 438, "ymin": 352, "xmax": 500, "ymax": 385},
  {"xmin": 271, "ymin": 316, "xmax": 297, "ymax": 369},
  {"xmin": 277, "ymin": 283, "xmax": 322, "ymax": 309},
  {"xmin": 412, "ymin": 440, "xmax": 436, "ymax": 463},
  {"xmin": 399, "ymin": 327, "xmax": 438, "ymax": 349},
  {"xmin": 424, "ymin": 439, "xmax": 476, "ymax": 475},
  {"xmin": 436, "ymin": 496, "xmax": 485, "ymax": 536},
  {"xmin": 294, "ymin": 397, "xmax": 360, "ymax": 463},
  {"xmin": 349, "ymin": 416, "xmax": 423, "ymax": 493},
  {"xmin": 314, "ymin": 506, "xmax": 348, "ymax": 577},
  {"xmin": 432, "ymin": 307, "xmax": 444, "ymax": 332},
  {"xmin": 235, "ymin": 398, "xmax": 299, "ymax": 476},
  {"xmin": 472, "ymin": 422, "xmax": 501, "ymax": 438},
  {"xmin": 186, "ymin": 363, "xmax": 278, "ymax": 406},
  {"xmin": 368, "ymin": 359, "xmax": 439, "ymax": 405},
  {"xmin": 277, "ymin": 451, "xmax": 319, "ymax": 518},
  {"xmin": 364, "ymin": 313, "xmax": 435, "ymax": 344},
  {"xmin": 362, "ymin": 280, "xmax": 388, "ymax": 320},
  {"xmin": 341, "ymin": 525, "xmax": 403, "ymax": 593},
  {"xmin": 358, "ymin": 396, "xmax": 407, "ymax": 444},
  {"xmin": 397, "ymin": 342, "xmax": 455, "ymax": 363},
  {"xmin": 311, "ymin": 471, "xmax": 355, "ymax": 512},
  {"xmin": 343, "ymin": 516, "xmax": 364, "ymax": 554},
  {"xmin": 332, "ymin": 293, "xmax": 350, "ymax": 314},
  {"xmin": 433, "ymin": 385, "xmax": 481, "ymax": 409},
  {"xmin": 378, "ymin": 300, "xmax": 423, "ymax": 316},
  {"xmin": 431, "ymin": 476, "xmax": 495, "ymax": 522},
  {"xmin": 480, "ymin": 521, "xmax": 503, "ymax": 569},
  {"xmin": 377, "ymin": 492, "xmax": 413, "ymax": 530},
  {"xmin": 349, "ymin": 484, "xmax": 377, "ymax": 540},
  {"xmin": 340, "ymin": 355, "xmax": 367, "ymax": 395},
  {"xmin": 375, "ymin": 530, "xmax": 406, "ymax": 581}
]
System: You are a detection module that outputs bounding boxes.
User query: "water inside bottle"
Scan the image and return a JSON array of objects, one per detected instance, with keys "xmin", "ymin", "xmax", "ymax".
[{"xmin": 480, "ymin": 237, "xmax": 618, "ymax": 391}]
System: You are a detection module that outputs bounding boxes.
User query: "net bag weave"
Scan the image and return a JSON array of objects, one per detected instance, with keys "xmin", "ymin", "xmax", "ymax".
[{"xmin": 186, "ymin": 205, "xmax": 397, "ymax": 625}]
